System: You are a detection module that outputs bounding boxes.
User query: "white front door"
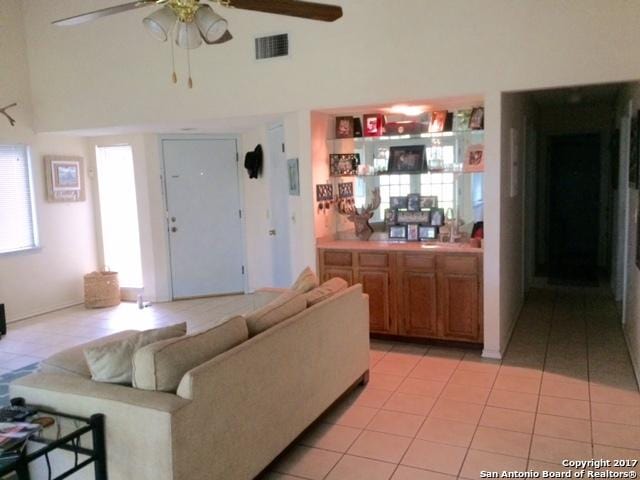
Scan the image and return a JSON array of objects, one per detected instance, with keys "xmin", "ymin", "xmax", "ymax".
[
  {"xmin": 163, "ymin": 138, "xmax": 244, "ymax": 298},
  {"xmin": 268, "ymin": 125, "xmax": 292, "ymax": 287}
]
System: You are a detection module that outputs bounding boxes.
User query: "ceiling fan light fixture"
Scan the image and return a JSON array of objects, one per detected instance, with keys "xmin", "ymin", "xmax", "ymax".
[
  {"xmin": 142, "ymin": 6, "xmax": 177, "ymax": 42},
  {"xmin": 195, "ymin": 5, "xmax": 228, "ymax": 43},
  {"xmin": 176, "ymin": 21, "xmax": 203, "ymax": 49}
]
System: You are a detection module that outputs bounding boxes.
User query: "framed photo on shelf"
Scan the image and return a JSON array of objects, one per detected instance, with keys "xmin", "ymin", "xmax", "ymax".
[
  {"xmin": 388, "ymin": 145, "xmax": 425, "ymax": 173},
  {"xmin": 464, "ymin": 145, "xmax": 484, "ymax": 172},
  {"xmin": 407, "ymin": 193, "xmax": 421, "ymax": 212},
  {"xmin": 390, "ymin": 196, "xmax": 408, "ymax": 210},
  {"xmin": 420, "ymin": 196, "xmax": 438, "ymax": 209},
  {"xmin": 470, "ymin": 107, "xmax": 485, "ymax": 130},
  {"xmin": 316, "ymin": 184, "xmax": 334, "ymax": 202},
  {"xmin": 397, "ymin": 210, "xmax": 430, "ymax": 224},
  {"xmin": 430, "ymin": 208, "xmax": 445, "ymax": 226},
  {"xmin": 363, "ymin": 114, "xmax": 384, "ymax": 137},
  {"xmin": 388, "ymin": 224, "xmax": 407, "ymax": 240},
  {"xmin": 329, "ymin": 153, "xmax": 359, "ymax": 176},
  {"xmin": 407, "ymin": 224, "xmax": 419, "ymax": 241},
  {"xmin": 384, "ymin": 208, "xmax": 398, "ymax": 225},
  {"xmin": 428, "ymin": 110, "xmax": 448, "ymax": 133},
  {"xmin": 453, "ymin": 109, "xmax": 472, "ymax": 131},
  {"xmin": 335, "ymin": 116, "xmax": 354, "ymax": 139},
  {"xmin": 418, "ymin": 225, "xmax": 438, "ymax": 241}
]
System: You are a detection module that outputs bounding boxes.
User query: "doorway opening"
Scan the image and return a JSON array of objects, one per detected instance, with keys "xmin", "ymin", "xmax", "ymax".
[{"xmin": 95, "ymin": 145, "xmax": 143, "ymax": 288}]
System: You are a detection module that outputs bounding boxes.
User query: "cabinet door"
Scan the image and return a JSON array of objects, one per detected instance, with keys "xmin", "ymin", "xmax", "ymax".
[
  {"xmin": 322, "ymin": 268, "xmax": 353, "ymax": 285},
  {"xmin": 358, "ymin": 269, "xmax": 392, "ymax": 334},
  {"xmin": 438, "ymin": 273, "xmax": 480, "ymax": 342},
  {"xmin": 399, "ymin": 271, "xmax": 438, "ymax": 337}
]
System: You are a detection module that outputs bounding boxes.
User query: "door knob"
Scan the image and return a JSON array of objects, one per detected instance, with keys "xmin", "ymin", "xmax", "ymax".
[
  {"xmin": 268, "ymin": 229, "xmax": 276, "ymax": 236},
  {"xmin": 171, "ymin": 227, "xmax": 178, "ymax": 233},
  {"xmin": 171, "ymin": 217, "xmax": 177, "ymax": 223}
]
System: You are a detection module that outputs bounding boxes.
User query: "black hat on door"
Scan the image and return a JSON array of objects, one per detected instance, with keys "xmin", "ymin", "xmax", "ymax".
[{"xmin": 244, "ymin": 144, "xmax": 263, "ymax": 179}]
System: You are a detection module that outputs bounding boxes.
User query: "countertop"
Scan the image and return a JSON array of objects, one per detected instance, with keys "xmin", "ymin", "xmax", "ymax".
[{"xmin": 317, "ymin": 239, "xmax": 483, "ymax": 254}]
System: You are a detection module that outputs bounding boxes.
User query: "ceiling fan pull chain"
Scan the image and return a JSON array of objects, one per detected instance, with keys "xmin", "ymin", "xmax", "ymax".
[
  {"xmin": 170, "ymin": 20, "xmax": 178, "ymax": 84},
  {"xmin": 187, "ymin": 48, "xmax": 193, "ymax": 89}
]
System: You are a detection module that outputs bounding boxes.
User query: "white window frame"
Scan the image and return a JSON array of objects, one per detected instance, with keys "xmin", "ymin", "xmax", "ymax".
[{"xmin": 0, "ymin": 144, "xmax": 39, "ymax": 255}]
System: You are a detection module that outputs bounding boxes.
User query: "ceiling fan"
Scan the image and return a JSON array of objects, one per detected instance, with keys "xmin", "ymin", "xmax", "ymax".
[{"xmin": 53, "ymin": 0, "xmax": 342, "ymax": 87}]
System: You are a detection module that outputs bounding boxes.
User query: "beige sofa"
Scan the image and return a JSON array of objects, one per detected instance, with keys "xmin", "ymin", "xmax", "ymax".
[{"xmin": 10, "ymin": 284, "xmax": 370, "ymax": 480}]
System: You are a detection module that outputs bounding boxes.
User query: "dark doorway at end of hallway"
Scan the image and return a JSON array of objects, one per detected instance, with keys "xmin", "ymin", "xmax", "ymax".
[{"xmin": 546, "ymin": 134, "xmax": 601, "ymax": 286}]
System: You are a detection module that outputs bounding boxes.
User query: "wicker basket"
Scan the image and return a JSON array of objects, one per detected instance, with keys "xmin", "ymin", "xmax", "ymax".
[{"xmin": 84, "ymin": 271, "xmax": 120, "ymax": 308}]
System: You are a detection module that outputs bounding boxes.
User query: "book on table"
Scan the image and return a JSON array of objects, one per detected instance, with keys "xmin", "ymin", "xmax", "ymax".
[{"xmin": 0, "ymin": 422, "xmax": 42, "ymax": 454}]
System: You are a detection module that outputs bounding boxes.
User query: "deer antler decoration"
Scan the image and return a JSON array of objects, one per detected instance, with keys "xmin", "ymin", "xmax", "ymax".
[
  {"xmin": 337, "ymin": 187, "xmax": 381, "ymax": 240},
  {"xmin": 0, "ymin": 103, "xmax": 17, "ymax": 127}
]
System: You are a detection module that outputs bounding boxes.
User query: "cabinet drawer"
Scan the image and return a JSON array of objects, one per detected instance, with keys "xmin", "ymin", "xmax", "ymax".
[
  {"xmin": 323, "ymin": 251, "xmax": 353, "ymax": 267},
  {"xmin": 438, "ymin": 255, "xmax": 478, "ymax": 275},
  {"xmin": 401, "ymin": 253, "xmax": 436, "ymax": 271},
  {"xmin": 359, "ymin": 252, "xmax": 389, "ymax": 268}
]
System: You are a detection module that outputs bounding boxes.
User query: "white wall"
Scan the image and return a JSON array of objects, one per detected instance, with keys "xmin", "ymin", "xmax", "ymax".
[
  {"xmin": 0, "ymin": 0, "xmax": 97, "ymax": 322},
  {"xmin": 615, "ymin": 84, "xmax": 640, "ymax": 385},
  {"xmin": 21, "ymin": 1, "xmax": 640, "ymax": 134}
]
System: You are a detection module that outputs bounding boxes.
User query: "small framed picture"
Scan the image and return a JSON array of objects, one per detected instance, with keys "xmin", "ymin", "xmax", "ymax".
[
  {"xmin": 316, "ymin": 184, "xmax": 334, "ymax": 202},
  {"xmin": 407, "ymin": 224, "xmax": 419, "ymax": 241},
  {"xmin": 329, "ymin": 153, "xmax": 359, "ymax": 176},
  {"xmin": 430, "ymin": 208, "xmax": 445, "ymax": 226},
  {"xmin": 287, "ymin": 158, "xmax": 300, "ymax": 195},
  {"xmin": 388, "ymin": 224, "xmax": 407, "ymax": 239},
  {"xmin": 384, "ymin": 208, "xmax": 398, "ymax": 225},
  {"xmin": 428, "ymin": 110, "xmax": 448, "ymax": 133},
  {"xmin": 390, "ymin": 196, "xmax": 408, "ymax": 210},
  {"xmin": 420, "ymin": 196, "xmax": 438, "ymax": 209},
  {"xmin": 470, "ymin": 107, "xmax": 485, "ymax": 130},
  {"xmin": 45, "ymin": 156, "xmax": 85, "ymax": 202},
  {"xmin": 363, "ymin": 114, "xmax": 384, "ymax": 137},
  {"xmin": 397, "ymin": 210, "xmax": 430, "ymax": 224},
  {"xmin": 464, "ymin": 145, "xmax": 484, "ymax": 172},
  {"xmin": 338, "ymin": 182, "xmax": 353, "ymax": 198},
  {"xmin": 388, "ymin": 145, "xmax": 425, "ymax": 173},
  {"xmin": 453, "ymin": 109, "xmax": 472, "ymax": 131},
  {"xmin": 418, "ymin": 225, "xmax": 438, "ymax": 241},
  {"xmin": 335, "ymin": 116, "xmax": 354, "ymax": 139},
  {"xmin": 407, "ymin": 193, "xmax": 421, "ymax": 212}
]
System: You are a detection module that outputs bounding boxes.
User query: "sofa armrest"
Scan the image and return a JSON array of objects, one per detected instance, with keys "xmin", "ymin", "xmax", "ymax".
[{"xmin": 11, "ymin": 373, "xmax": 190, "ymax": 480}]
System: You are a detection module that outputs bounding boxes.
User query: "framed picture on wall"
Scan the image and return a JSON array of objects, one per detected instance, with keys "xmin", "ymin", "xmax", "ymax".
[
  {"xmin": 44, "ymin": 155, "xmax": 85, "ymax": 202},
  {"xmin": 464, "ymin": 145, "xmax": 485, "ymax": 172},
  {"xmin": 629, "ymin": 115, "xmax": 638, "ymax": 188},
  {"xmin": 287, "ymin": 158, "xmax": 300, "ymax": 196},
  {"xmin": 329, "ymin": 153, "xmax": 359, "ymax": 176}
]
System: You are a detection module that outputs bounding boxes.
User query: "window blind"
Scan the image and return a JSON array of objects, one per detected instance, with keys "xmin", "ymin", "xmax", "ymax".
[{"xmin": 0, "ymin": 145, "xmax": 38, "ymax": 253}]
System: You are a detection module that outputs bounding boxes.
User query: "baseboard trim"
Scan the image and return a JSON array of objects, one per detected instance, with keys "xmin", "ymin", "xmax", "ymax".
[
  {"xmin": 623, "ymin": 326, "xmax": 640, "ymax": 389},
  {"xmin": 481, "ymin": 348, "xmax": 502, "ymax": 359},
  {"xmin": 7, "ymin": 300, "xmax": 85, "ymax": 324}
]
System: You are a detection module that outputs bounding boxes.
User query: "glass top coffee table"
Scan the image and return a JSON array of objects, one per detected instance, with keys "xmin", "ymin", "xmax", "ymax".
[{"xmin": 0, "ymin": 398, "xmax": 106, "ymax": 480}]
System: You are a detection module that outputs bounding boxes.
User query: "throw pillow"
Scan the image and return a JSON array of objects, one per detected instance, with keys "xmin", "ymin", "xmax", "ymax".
[
  {"xmin": 305, "ymin": 277, "xmax": 349, "ymax": 307},
  {"xmin": 132, "ymin": 316, "xmax": 248, "ymax": 392},
  {"xmin": 291, "ymin": 266, "xmax": 319, "ymax": 293},
  {"xmin": 245, "ymin": 289, "xmax": 306, "ymax": 337},
  {"xmin": 84, "ymin": 322, "xmax": 186, "ymax": 384}
]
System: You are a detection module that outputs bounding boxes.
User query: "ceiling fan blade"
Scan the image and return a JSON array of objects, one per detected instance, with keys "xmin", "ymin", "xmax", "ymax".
[
  {"xmin": 203, "ymin": 30, "xmax": 233, "ymax": 45},
  {"xmin": 227, "ymin": 0, "xmax": 342, "ymax": 22},
  {"xmin": 52, "ymin": 1, "xmax": 156, "ymax": 26}
]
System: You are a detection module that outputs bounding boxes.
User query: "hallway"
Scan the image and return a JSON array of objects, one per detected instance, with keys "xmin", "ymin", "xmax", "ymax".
[{"xmin": 270, "ymin": 287, "xmax": 640, "ymax": 479}]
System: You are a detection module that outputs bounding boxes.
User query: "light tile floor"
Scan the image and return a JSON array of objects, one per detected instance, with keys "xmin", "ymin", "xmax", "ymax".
[{"xmin": 1, "ymin": 287, "xmax": 639, "ymax": 479}]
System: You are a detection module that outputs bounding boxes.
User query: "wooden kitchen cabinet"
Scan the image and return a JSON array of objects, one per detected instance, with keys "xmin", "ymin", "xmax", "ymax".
[{"xmin": 318, "ymin": 244, "xmax": 483, "ymax": 344}]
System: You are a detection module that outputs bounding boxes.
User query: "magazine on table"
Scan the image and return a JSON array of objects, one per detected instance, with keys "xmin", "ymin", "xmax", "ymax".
[{"xmin": 0, "ymin": 422, "xmax": 42, "ymax": 453}]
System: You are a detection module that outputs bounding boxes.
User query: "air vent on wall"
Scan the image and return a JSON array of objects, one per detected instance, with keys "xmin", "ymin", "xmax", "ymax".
[{"xmin": 255, "ymin": 34, "xmax": 289, "ymax": 60}]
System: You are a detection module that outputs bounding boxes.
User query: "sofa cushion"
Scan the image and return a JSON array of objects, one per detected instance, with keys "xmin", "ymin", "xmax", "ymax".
[
  {"xmin": 291, "ymin": 266, "xmax": 319, "ymax": 293},
  {"xmin": 40, "ymin": 330, "xmax": 139, "ymax": 377},
  {"xmin": 305, "ymin": 278, "xmax": 349, "ymax": 307},
  {"xmin": 132, "ymin": 316, "xmax": 248, "ymax": 392},
  {"xmin": 245, "ymin": 290, "xmax": 306, "ymax": 337},
  {"xmin": 83, "ymin": 322, "xmax": 187, "ymax": 384}
]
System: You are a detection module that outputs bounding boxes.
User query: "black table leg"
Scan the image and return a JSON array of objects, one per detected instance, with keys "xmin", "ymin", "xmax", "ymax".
[
  {"xmin": 89, "ymin": 414, "xmax": 107, "ymax": 480},
  {"xmin": 14, "ymin": 450, "xmax": 30, "ymax": 480}
]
